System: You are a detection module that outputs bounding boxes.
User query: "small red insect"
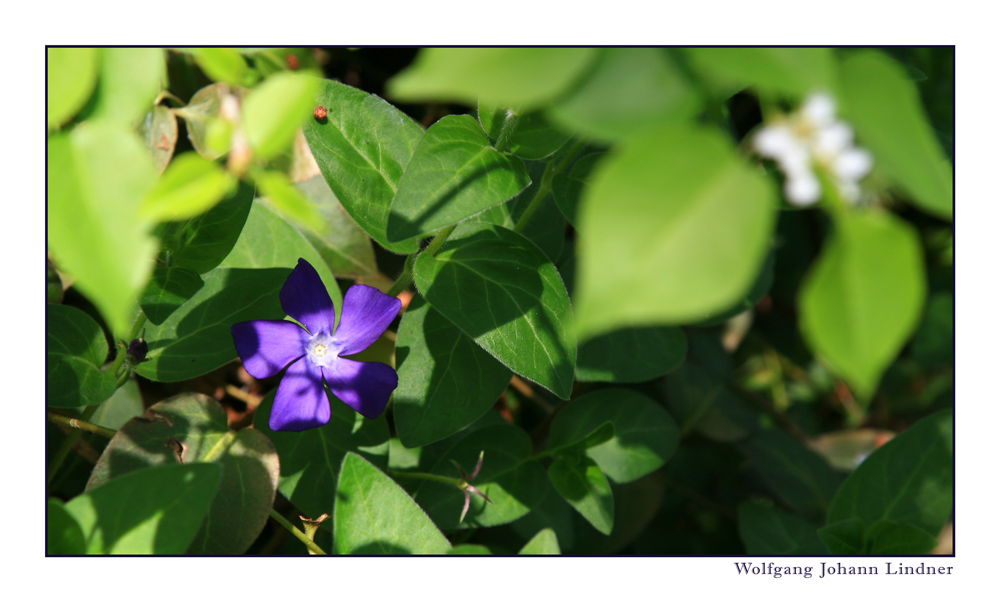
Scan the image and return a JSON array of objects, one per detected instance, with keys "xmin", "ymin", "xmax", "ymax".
[
  {"xmin": 286, "ymin": 54, "xmax": 299, "ymax": 70},
  {"xmin": 313, "ymin": 105, "xmax": 327, "ymax": 120}
]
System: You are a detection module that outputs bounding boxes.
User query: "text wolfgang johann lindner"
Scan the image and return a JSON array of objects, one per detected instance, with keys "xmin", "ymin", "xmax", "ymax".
[{"xmin": 733, "ymin": 562, "xmax": 954, "ymax": 578}]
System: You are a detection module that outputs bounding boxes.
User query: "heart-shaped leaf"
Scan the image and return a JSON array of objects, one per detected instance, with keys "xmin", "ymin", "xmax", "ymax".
[
  {"xmin": 46, "ymin": 304, "xmax": 115, "ymax": 408},
  {"xmin": 302, "ymin": 79, "xmax": 423, "ymax": 254},
  {"xmin": 334, "ymin": 452, "xmax": 451, "ymax": 554},
  {"xmin": 798, "ymin": 211, "xmax": 926, "ymax": 399},
  {"xmin": 413, "ymin": 223, "xmax": 576, "ymax": 399},
  {"xmin": 574, "ymin": 123, "xmax": 776, "ymax": 339},
  {"xmin": 86, "ymin": 393, "xmax": 279, "ymax": 554},
  {"xmin": 393, "ymin": 296, "xmax": 512, "ymax": 448},
  {"xmin": 67, "ymin": 463, "xmax": 221, "ymax": 554},
  {"xmin": 547, "ymin": 388, "xmax": 679, "ymax": 483},
  {"xmin": 387, "ymin": 114, "xmax": 530, "ymax": 242}
]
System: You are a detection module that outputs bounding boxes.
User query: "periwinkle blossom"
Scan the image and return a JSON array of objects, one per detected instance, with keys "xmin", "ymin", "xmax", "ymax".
[
  {"xmin": 753, "ymin": 92, "xmax": 874, "ymax": 207},
  {"xmin": 231, "ymin": 258, "xmax": 401, "ymax": 431}
]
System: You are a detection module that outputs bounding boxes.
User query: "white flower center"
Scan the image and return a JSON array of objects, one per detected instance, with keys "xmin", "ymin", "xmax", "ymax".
[{"xmin": 305, "ymin": 333, "xmax": 338, "ymax": 367}]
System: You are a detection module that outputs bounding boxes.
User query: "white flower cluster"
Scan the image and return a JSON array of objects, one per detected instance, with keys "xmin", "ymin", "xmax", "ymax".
[{"xmin": 753, "ymin": 93, "xmax": 873, "ymax": 207}]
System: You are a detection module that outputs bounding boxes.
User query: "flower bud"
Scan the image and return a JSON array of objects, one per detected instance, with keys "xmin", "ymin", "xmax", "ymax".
[{"xmin": 127, "ymin": 338, "xmax": 148, "ymax": 364}]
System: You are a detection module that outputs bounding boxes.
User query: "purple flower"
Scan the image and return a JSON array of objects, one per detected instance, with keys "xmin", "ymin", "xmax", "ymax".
[{"xmin": 231, "ymin": 258, "xmax": 401, "ymax": 431}]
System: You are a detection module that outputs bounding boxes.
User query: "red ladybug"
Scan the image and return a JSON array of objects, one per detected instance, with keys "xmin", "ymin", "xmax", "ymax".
[{"xmin": 313, "ymin": 106, "xmax": 327, "ymax": 120}]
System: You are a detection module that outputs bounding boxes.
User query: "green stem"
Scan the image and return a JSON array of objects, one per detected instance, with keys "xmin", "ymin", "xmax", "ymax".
[
  {"xmin": 513, "ymin": 139, "xmax": 585, "ymax": 234},
  {"xmin": 423, "ymin": 225, "xmax": 456, "ymax": 257},
  {"xmin": 47, "ymin": 404, "xmax": 100, "ymax": 484},
  {"xmin": 385, "ymin": 253, "xmax": 417, "ymax": 298},
  {"xmin": 385, "ymin": 225, "xmax": 457, "ymax": 298},
  {"xmin": 387, "ymin": 469, "xmax": 459, "ymax": 487},
  {"xmin": 268, "ymin": 508, "xmax": 327, "ymax": 555},
  {"xmin": 47, "ymin": 412, "xmax": 116, "ymax": 439}
]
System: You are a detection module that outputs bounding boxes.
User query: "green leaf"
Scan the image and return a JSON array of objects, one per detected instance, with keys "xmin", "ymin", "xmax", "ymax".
[
  {"xmin": 172, "ymin": 83, "xmax": 241, "ymax": 161},
  {"xmin": 243, "ymin": 73, "xmax": 318, "ymax": 159},
  {"xmin": 510, "ymin": 482, "xmax": 577, "ymax": 551},
  {"xmin": 302, "ymin": 79, "xmax": 423, "ymax": 253},
  {"xmin": 548, "ymin": 453, "xmax": 614, "ymax": 535},
  {"xmin": 46, "ymin": 304, "xmax": 115, "ymax": 408},
  {"xmin": 86, "ymin": 394, "xmax": 279, "ymax": 554},
  {"xmin": 48, "ymin": 498, "xmax": 86, "ymax": 554},
  {"xmin": 141, "ymin": 104, "xmax": 178, "ymax": 174},
  {"xmin": 479, "ymin": 101, "xmax": 572, "ymax": 159},
  {"xmin": 576, "ymin": 326, "xmax": 686, "ymax": 383},
  {"xmin": 686, "ymin": 48, "xmax": 836, "ymax": 98},
  {"xmin": 574, "ymin": 123, "xmax": 776, "ymax": 339},
  {"xmin": 551, "ymin": 152, "xmax": 602, "ymax": 227},
  {"xmin": 548, "ymin": 48, "xmax": 701, "ymax": 142},
  {"xmin": 66, "ymin": 463, "xmax": 221, "ymax": 554},
  {"xmin": 547, "ymin": 388, "xmax": 679, "ymax": 483},
  {"xmin": 48, "ymin": 47, "xmax": 99, "ymax": 128},
  {"xmin": 168, "ymin": 180, "xmax": 255, "ymax": 275},
  {"xmin": 140, "ymin": 153, "xmax": 235, "ymax": 222},
  {"xmin": 394, "ymin": 296, "xmax": 512, "ymax": 448},
  {"xmin": 407, "ymin": 424, "xmax": 548, "ymax": 530},
  {"xmin": 334, "ymin": 452, "xmax": 451, "ymax": 554},
  {"xmin": 47, "ymin": 123, "xmax": 158, "ymax": 334},
  {"xmin": 472, "ymin": 160, "xmax": 566, "ymax": 263},
  {"xmin": 838, "ymin": 51, "xmax": 953, "ymax": 220},
  {"xmin": 139, "ymin": 265, "xmax": 204, "ymax": 325},
  {"xmin": 739, "ymin": 430, "xmax": 843, "ymax": 522},
  {"xmin": 90, "ymin": 375, "xmax": 144, "ymax": 430},
  {"xmin": 387, "ymin": 48, "xmax": 599, "ymax": 111},
  {"xmin": 386, "ymin": 114, "xmax": 530, "ymax": 242},
  {"xmin": 738, "ymin": 500, "xmax": 829, "ymax": 555},
  {"xmin": 519, "ymin": 528, "xmax": 561, "ymax": 555},
  {"xmin": 135, "ymin": 267, "xmax": 290, "ymax": 382},
  {"xmin": 93, "ymin": 48, "xmax": 165, "ymax": 125},
  {"xmin": 254, "ymin": 169, "xmax": 326, "ymax": 233},
  {"xmin": 864, "ymin": 520, "xmax": 938, "ymax": 555},
  {"xmin": 695, "ymin": 250, "xmax": 775, "ymax": 327},
  {"xmin": 218, "ymin": 199, "xmax": 344, "ymax": 310},
  {"xmin": 827, "ymin": 410, "xmax": 953, "ymax": 536},
  {"xmin": 413, "ymin": 223, "xmax": 576, "ymax": 399},
  {"xmin": 191, "ymin": 48, "xmax": 250, "ymax": 86},
  {"xmin": 798, "ymin": 211, "xmax": 926, "ymax": 399},
  {"xmin": 292, "ymin": 176, "xmax": 379, "ymax": 279},
  {"xmin": 254, "ymin": 390, "xmax": 390, "ymax": 526},
  {"xmin": 817, "ymin": 518, "xmax": 865, "ymax": 554}
]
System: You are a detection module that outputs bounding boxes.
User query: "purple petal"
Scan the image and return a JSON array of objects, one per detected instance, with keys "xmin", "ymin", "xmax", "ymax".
[
  {"xmin": 269, "ymin": 357, "xmax": 331, "ymax": 432},
  {"xmin": 324, "ymin": 358, "xmax": 397, "ymax": 419},
  {"xmin": 232, "ymin": 320, "xmax": 307, "ymax": 379},
  {"xmin": 332, "ymin": 285, "xmax": 401, "ymax": 356},
  {"xmin": 280, "ymin": 258, "xmax": 336, "ymax": 336}
]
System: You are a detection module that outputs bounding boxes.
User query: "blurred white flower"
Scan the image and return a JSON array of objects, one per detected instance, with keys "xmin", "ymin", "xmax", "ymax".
[{"xmin": 752, "ymin": 92, "xmax": 873, "ymax": 207}]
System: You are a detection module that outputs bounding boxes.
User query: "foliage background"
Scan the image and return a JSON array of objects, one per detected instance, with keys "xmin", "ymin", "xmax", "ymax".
[{"xmin": 17, "ymin": 5, "xmax": 992, "ymax": 593}]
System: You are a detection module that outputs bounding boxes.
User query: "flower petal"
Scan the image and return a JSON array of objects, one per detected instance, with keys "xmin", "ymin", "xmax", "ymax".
[
  {"xmin": 231, "ymin": 320, "xmax": 307, "ymax": 379},
  {"xmin": 332, "ymin": 284, "xmax": 401, "ymax": 356},
  {"xmin": 324, "ymin": 358, "xmax": 398, "ymax": 419},
  {"xmin": 269, "ymin": 357, "xmax": 331, "ymax": 431},
  {"xmin": 280, "ymin": 258, "xmax": 336, "ymax": 336}
]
